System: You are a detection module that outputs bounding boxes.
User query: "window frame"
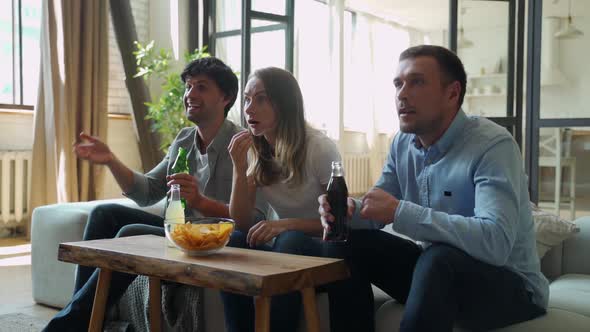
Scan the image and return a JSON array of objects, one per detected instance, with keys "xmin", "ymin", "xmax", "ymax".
[{"xmin": 0, "ymin": 0, "xmax": 35, "ymax": 110}]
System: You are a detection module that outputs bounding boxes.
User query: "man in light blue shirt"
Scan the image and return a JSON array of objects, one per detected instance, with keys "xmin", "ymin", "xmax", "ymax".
[{"xmin": 319, "ymin": 45, "xmax": 548, "ymax": 332}]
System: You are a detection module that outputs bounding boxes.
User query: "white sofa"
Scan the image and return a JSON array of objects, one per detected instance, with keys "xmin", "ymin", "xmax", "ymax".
[{"xmin": 31, "ymin": 198, "xmax": 590, "ymax": 331}]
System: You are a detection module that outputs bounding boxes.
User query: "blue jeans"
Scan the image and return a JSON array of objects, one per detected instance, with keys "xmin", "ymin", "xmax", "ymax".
[
  {"xmin": 328, "ymin": 230, "xmax": 546, "ymax": 332},
  {"xmin": 220, "ymin": 230, "xmax": 325, "ymax": 332},
  {"xmin": 43, "ymin": 204, "xmax": 165, "ymax": 332}
]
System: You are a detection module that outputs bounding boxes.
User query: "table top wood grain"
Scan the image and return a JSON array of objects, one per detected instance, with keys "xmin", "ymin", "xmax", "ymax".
[{"xmin": 58, "ymin": 235, "xmax": 349, "ymax": 296}]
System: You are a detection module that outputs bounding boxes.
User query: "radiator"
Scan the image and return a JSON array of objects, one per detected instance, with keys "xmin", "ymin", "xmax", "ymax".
[
  {"xmin": 343, "ymin": 154, "xmax": 371, "ymax": 196},
  {"xmin": 342, "ymin": 153, "xmax": 389, "ymax": 197},
  {"xmin": 0, "ymin": 150, "xmax": 32, "ymax": 225}
]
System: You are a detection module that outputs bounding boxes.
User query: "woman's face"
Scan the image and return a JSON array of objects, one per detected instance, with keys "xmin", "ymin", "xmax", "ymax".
[{"xmin": 243, "ymin": 77, "xmax": 278, "ymax": 142}]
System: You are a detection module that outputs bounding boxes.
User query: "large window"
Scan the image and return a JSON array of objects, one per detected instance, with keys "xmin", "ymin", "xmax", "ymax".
[
  {"xmin": 211, "ymin": 0, "xmax": 293, "ymax": 125},
  {"xmin": 343, "ymin": 15, "xmax": 411, "ymax": 134},
  {"xmin": 528, "ymin": 0, "xmax": 590, "ymax": 219},
  {"xmin": 0, "ymin": 0, "xmax": 41, "ymax": 108},
  {"xmin": 295, "ymin": 0, "xmax": 440, "ymax": 138},
  {"xmin": 294, "ymin": 0, "xmax": 331, "ymax": 133}
]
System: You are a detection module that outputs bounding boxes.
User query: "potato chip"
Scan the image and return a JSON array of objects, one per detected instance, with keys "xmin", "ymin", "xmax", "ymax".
[{"xmin": 170, "ymin": 221, "xmax": 234, "ymax": 252}]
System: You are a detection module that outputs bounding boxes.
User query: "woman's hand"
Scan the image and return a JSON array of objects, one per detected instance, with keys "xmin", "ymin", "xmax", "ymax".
[
  {"xmin": 247, "ymin": 220, "xmax": 286, "ymax": 247},
  {"xmin": 228, "ymin": 131, "xmax": 253, "ymax": 176}
]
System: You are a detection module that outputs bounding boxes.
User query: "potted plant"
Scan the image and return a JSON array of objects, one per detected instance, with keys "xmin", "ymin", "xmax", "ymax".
[{"xmin": 133, "ymin": 41, "xmax": 210, "ymax": 152}]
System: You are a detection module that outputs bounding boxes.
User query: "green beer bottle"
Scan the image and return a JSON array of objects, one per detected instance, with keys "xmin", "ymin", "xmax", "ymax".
[{"xmin": 171, "ymin": 147, "xmax": 189, "ymax": 208}]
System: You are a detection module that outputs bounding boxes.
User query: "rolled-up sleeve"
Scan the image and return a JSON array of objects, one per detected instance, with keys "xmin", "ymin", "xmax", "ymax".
[{"xmin": 123, "ymin": 157, "xmax": 169, "ymax": 207}]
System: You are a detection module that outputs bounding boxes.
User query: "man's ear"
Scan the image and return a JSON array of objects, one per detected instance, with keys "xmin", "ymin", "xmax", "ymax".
[
  {"xmin": 447, "ymin": 81, "xmax": 461, "ymax": 104},
  {"xmin": 222, "ymin": 93, "xmax": 234, "ymax": 109}
]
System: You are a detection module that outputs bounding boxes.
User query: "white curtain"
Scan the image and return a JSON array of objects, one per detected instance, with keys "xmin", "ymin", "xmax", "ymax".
[
  {"xmin": 344, "ymin": 14, "xmax": 419, "ymax": 183},
  {"xmin": 293, "ymin": 0, "xmax": 335, "ymax": 137},
  {"xmin": 296, "ymin": 0, "xmax": 426, "ymax": 185},
  {"xmin": 29, "ymin": 0, "xmax": 109, "ymax": 235}
]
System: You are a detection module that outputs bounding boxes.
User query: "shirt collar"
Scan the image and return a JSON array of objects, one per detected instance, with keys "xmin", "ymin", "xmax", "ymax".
[
  {"xmin": 434, "ymin": 109, "xmax": 467, "ymax": 155},
  {"xmin": 411, "ymin": 109, "xmax": 467, "ymax": 155},
  {"xmin": 206, "ymin": 119, "xmax": 234, "ymax": 154},
  {"xmin": 190, "ymin": 119, "xmax": 234, "ymax": 155}
]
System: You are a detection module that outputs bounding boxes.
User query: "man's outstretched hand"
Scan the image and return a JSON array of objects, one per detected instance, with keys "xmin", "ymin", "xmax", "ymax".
[{"xmin": 73, "ymin": 132, "xmax": 114, "ymax": 165}]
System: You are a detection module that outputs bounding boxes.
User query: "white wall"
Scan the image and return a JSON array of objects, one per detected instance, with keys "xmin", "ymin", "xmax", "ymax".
[
  {"xmin": 0, "ymin": 112, "xmax": 34, "ymax": 150},
  {"xmin": 99, "ymin": 117, "xmax": 143, "ymax": 199},
  {"xmin": 0, "ymin": 112, "xmax": 141, "ymax": 200},
  {"xmin": 148, "ymin": 0, "xmax": 190, "ymax": 97}
]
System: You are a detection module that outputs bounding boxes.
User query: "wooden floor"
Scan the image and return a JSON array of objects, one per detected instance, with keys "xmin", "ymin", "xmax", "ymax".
[{"xmin": 0, "ymin": 237, "xmax": 58, "ymax": 323}]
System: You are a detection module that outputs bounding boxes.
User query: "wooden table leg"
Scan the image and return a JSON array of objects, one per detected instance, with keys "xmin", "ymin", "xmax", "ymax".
[
  {"xmin": 88, "ymin": 268, "xmax": 112, "ymax": 332},
  {"xmin": 301, "ymin": 287, "xmax": 320, "ymax": 332},
  {"xmin": 149, "ymin": 277, "xmax": 162, "ymax": 332},
  {"xmin": 255, "ymin": 295, "xmax": 271, "ymax": 332}
]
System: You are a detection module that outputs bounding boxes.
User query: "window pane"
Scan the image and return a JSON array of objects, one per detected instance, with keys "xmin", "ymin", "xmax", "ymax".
[
  {"xmin": 343, "ymin": 15, "xmax": 409, "ymax": 133},
  {"xmin": 0, "ymin": 1, "xmax": 14, "ymax": 104},
  {"xmin": 216, "ymin": 0, "xmax": 241, "ymax": 32},
  {"xmin": 252, "ymin": 18, "xmax": 281, "ymax": 28},
  {"xmin": 538, "ymin": 126, "xmax": 590, "ymax": 219},
  {"xmin": 294, "ymin": 0, "xmax": 332, "ymax": 133},
  {"xmin": 539, "ymin": 0, "xmax": 589, "ymax": 119},
  {"xmin": 458, "ymin": 0, "xmax": 510, "ymax": 118},
  {"xmin": 215, "ymin": 35, "xmax": 242, "ymax": 124},
  {"xmin": 22, "ymin": 0, "xmax": 42, "ymax": 106},
  {"xmin": 251, "ymin": 29, "xmax": 285, "ymax": 70},
  {"xmin": 252, "ymin": 0, "xmax": 285, "ymax": 16},
  {"xmin": 342, "ymin": 0, "xmax": 449, "ymax": 134}
]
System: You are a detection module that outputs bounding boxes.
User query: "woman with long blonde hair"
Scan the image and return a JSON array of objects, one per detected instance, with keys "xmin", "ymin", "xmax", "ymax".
[{"xmin": 223, "ymin": 67, "xmax": 342, "ymax": 332}]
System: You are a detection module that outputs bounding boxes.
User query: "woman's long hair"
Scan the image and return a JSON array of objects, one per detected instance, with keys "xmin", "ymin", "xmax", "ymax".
[{"xmin": 247, "ymin": 67, "xmax": 307, "ymax": 186}]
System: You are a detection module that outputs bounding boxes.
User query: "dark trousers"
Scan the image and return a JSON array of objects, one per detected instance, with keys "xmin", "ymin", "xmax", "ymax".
[
  {"xmin": 43, "ymin": 204, "xmax": 165, "ymax": 332},
  {"xmin": 220, "ymin": 230, "xmax": 327, "ymax": 332},
  {"xmin": 328, "ymin": 230, "xmax": 546, "ymax": 332}
]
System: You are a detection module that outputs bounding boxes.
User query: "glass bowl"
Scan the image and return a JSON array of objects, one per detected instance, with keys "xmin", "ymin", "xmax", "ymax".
[{"xmin": 165, "ymin": 217, "xmax": 235, "ymax": 256}]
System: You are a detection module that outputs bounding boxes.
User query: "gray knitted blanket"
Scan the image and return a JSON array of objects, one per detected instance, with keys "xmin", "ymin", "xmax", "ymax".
[{"xmin": 105, "ymin": 275, "xmax": 203, "ymax": 332}]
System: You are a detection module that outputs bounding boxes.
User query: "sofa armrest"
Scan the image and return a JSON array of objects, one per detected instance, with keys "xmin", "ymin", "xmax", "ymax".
[
  {"xmin": 31, "ymin": 198, "xmax": 165, "ymax": 308},
  {"xmin": 561, "ymin": 216, "xmax": 590, "ymax": 275}
]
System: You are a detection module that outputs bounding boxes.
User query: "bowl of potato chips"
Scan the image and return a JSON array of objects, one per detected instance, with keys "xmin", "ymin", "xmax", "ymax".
[{"xmin": 165, "ymin": 217, "xmax": 235, "ymax": 256}]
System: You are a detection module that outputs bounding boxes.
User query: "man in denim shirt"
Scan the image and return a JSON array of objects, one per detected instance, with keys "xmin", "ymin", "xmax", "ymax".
[{"xmin": 319, "ymin": 45, "xmax": 548, "ymax": 332}]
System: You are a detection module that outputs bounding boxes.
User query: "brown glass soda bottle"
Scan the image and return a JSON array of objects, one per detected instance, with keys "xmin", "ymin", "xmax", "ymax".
[{"xmin": 324, "ymin": 161, "xmax": 349, "ymax": 242}]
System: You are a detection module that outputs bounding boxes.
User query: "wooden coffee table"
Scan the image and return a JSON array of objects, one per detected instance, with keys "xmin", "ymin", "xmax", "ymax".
[{"xmin": 58, "ymin": 235, "xmax": 349, "ymax": 332}]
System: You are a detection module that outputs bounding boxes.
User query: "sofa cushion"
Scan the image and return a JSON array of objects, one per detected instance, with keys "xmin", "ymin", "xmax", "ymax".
[
  {"xmin": 562, "ymin": 217, "xmax": 590, "ymax": 276},
  {"xmin": 548, "ymin": 274, "xmax": 590, "ymax": 318},
  {"xmin": 373, "ymin": 285, "xmax": 392, "ymax": 312},
  {"xmin": 531, "ymin": 203, "xmax": 580, "ymax": 259},
  {"xmin": 375, "ymin": 300, "xmax": 590, "ymax": 332},
  {"xmin": 494, "ymin": 308, "xmax": 590, "ymax": 332}
]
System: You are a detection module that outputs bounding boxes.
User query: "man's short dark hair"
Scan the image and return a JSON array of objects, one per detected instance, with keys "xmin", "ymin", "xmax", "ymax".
[
  {"xmin": 399, "ymin": 45, "xmax": 467, "ymax": 108},
  {"xmin": 181, "ymin": 57, "xmax": 238, "ymax": 117}
]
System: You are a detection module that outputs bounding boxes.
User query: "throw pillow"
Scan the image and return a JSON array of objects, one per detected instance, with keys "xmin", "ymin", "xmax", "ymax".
[{"xmin": 531, "ymin": 203, "xmax": 580, "ymax": 259}]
